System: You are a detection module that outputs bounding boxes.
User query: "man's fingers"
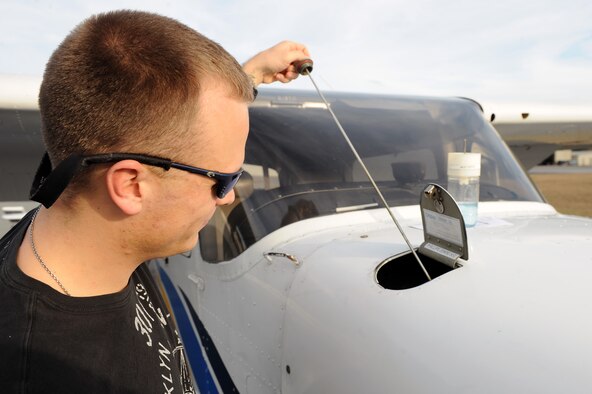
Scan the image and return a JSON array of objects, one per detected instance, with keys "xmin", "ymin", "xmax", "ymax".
[
  {"xmin": 243, "ymin": 40, "xmax": 310, "ymax": 86},
  {"xmin": 275, "ymin": 74, "xmax": 290, "ymax": 83}
]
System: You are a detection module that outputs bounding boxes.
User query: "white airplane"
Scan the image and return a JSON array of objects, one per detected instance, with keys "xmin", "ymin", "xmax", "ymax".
[{"xmin": 2, "ymin": 74, "xmax": 592, "ymax": 393}]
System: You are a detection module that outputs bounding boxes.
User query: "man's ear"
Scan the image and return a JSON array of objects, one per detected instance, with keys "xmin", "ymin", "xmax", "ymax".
[{"xmin": 105, "ymin": 160, "xmax": 151, "ymax": 215}]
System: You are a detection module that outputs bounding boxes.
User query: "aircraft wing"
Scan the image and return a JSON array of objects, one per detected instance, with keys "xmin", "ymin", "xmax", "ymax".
[{"xmin": 487, "ymin": 105, "xmax": 592, "ymax": 169}]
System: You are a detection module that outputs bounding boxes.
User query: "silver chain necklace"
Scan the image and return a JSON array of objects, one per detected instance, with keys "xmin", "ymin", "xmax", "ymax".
[{"xmin": 29, "ymin": 209, "xmax": 71, "ymax": 296}]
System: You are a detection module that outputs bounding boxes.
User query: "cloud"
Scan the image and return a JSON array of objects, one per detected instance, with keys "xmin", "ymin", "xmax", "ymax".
[{"xmin": 1, "ymin": 0, "xmax": 591, "ymax": 106}]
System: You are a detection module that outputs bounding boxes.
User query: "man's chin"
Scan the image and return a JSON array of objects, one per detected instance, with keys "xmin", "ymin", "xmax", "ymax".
[
  {"xmin": 184, "ymin": 232, "xmax": 200, "ymax": 253},
  {"xmin": 160, "ymin": 232, "xmax": 199, "ymax": 260}
]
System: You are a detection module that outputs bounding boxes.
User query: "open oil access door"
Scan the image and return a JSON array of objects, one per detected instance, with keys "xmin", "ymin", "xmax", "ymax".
[{"xmin": 419, "ymin": 184, "xmax": 469, "ymax": 269}]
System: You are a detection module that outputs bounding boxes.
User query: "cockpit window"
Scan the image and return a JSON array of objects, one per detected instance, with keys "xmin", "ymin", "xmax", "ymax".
[{"xmin": 199, "ymin": 92, "xmax": 542, "ymax": 262}]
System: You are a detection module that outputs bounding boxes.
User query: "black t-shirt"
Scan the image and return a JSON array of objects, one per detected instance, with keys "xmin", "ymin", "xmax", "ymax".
[{"xmin": 0, "ymin": 210, "xmax": 195, "ymax": 393}]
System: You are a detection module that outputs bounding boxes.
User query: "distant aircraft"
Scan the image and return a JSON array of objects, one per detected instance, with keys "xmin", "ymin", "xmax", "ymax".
[
  {"xmin": 2, "ymin": 75, "xmax": 592, "ymax": 392},
  {"xmin": 483, "ymin": 102, "xmax": 592, "ymax": 168},
  {"xmin": 0, "ymin": 75, "xmax": 44, "ymax": 235}
]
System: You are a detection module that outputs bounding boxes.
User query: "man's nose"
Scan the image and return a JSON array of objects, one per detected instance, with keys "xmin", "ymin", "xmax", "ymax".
[{"xmin": 216, "ymin": 189, "xmax": 236, "ymax": 206}]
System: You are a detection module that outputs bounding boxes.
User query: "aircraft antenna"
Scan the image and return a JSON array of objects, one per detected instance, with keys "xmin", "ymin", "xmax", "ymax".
[{"xmin": 294, "ymin": 60, "xmax": 431, "ymax": 281}]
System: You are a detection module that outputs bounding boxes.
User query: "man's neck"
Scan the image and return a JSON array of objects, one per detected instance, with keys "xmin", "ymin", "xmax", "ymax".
[{"xmin": 16, "ymin": 203, "xmax": 144, "ymax": 297}]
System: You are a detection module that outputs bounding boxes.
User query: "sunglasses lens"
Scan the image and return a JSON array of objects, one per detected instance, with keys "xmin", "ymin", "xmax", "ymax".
[{"xmin": 216, "ymin": 172, "xmax": 243, "ymax": 199}]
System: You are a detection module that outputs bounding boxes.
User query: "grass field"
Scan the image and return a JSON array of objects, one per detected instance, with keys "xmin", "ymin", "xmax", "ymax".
[{"xmin": 530, "ymin": 172, "xmax": 592, "ymax": 217}]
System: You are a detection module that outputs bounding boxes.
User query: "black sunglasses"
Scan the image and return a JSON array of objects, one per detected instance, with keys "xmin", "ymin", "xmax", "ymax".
[{"xmin": 30, "ymin": 152, "xmax": 243, "ymax": 208}]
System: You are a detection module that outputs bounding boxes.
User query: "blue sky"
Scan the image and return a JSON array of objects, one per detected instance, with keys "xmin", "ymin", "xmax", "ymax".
[{"xmin": 1, "ymin": 0, "xmax": 591, "ymax": 109}]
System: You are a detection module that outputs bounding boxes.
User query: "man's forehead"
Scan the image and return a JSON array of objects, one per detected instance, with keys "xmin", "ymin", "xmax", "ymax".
[{"xmin": 182, "ymin": 85, "xmax": 249, "ymax": 171}]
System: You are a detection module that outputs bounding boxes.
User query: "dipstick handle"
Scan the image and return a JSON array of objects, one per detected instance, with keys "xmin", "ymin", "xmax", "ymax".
[{"xmin": 293, "ymin": 59, "xmax": 314, "ymax": 75}]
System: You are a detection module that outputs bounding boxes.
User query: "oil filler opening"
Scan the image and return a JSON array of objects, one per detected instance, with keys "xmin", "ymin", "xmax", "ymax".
[{"xmin": 375, "ymin": 249, "xmax": 454, "ymax": 290}]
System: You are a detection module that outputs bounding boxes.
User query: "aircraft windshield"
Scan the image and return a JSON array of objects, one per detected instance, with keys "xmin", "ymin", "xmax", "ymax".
[{"xmin": 199, "ymin": 91, "xmax": 542, "ymax": 262}]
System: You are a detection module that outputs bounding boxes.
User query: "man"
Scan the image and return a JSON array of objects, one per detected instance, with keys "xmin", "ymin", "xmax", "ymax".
[{"xmin": 0, "ymin": 10, "xmax": 309, "ymax": 392}]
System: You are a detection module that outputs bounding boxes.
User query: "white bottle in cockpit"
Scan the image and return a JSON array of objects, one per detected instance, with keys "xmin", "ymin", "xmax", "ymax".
[{"xmin": 447, "ymin": 152, "xmax": 481, "ymax": 227}]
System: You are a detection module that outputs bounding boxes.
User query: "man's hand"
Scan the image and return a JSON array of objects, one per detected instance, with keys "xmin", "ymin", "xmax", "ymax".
[{"xmin": 242, "ymin": 41, "xmax": 310, "ymax": 86}]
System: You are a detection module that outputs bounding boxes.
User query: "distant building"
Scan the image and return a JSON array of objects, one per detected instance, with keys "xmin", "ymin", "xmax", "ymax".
[
  {"xmin": 551, "ymin": 149, "xmax": 592, "ymax": 166},
  {"xmin": 574, "ymin": 150, "xmax": 592, "ymax": 166},
  {"xmin": 554, "ymin": 150, "xmax": 573, "ymax": 164}
]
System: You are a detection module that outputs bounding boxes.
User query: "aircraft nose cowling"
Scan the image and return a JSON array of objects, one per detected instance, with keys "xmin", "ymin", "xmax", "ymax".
[{"xmin": 279, "ymin": 213, "xmax": 592, "ymax": 393}]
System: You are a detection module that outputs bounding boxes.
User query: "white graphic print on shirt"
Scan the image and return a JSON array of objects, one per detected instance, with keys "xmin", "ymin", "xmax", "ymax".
[{"xmin": 134, "ymin": 283, "xmax": 195, "ymax": 393}]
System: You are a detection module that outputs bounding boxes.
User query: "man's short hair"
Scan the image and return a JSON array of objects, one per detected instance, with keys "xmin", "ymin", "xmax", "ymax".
[{"xmin": 39, "ymin": 10, "xmax": 253, "ymax": 184}]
